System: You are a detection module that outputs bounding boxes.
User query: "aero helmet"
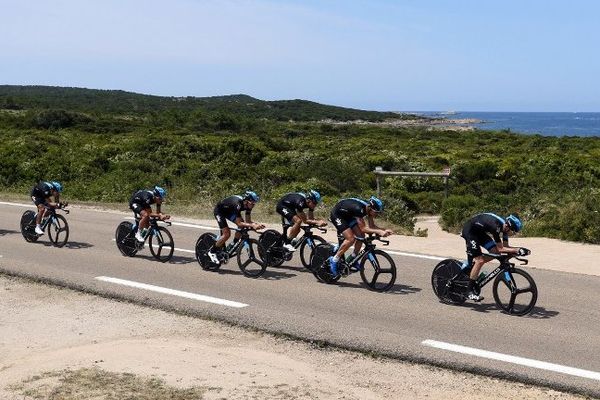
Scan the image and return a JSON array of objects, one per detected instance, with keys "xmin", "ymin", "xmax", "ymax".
[
  {"xmin": 307, "ymin": 190, "xmax": 321, "ymax": 204},
  {"xmin": 506, "ymin": 214, "xmax": 523, "ymax": 232},
  {"xmin": 50, "ymin": 181, "xmax": 63, "ymax": 193},
  {"xmin": 243, "ymin": 190, "xmax": 260, "ymax": 202},
  {"xmin": 368, "ymin": 196, "xmax": 384, "ymax": 212},
  {"xmin": 153, "ymin": 185, "xmax": 167, "ymax": 199}
]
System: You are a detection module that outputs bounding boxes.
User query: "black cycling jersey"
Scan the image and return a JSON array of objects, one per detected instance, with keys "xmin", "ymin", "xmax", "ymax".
[
  {"xmin": 214, "ymin": 195, "xmax": 250, "ymax": 221},
  {"xmin": 129, "ymin": 190, "xmax": 156, "ymax": 207},
  {"xmin": 31, "ymin": 182, "xmax": 53, "ymax": 199},
  {"xmin": 462, "ymin": 213, "xmax": 509, "ymax": 260},
  {"xmin": 277, "ymin": 193, "xmax": 311, "ymax": 212},
  {"xmin": 462, "ymin": 213, "xmax": 508, "ymax": 244},
  {"xmin": 330, "ymin": 198, "xmax": 369, "ymax": 233}
]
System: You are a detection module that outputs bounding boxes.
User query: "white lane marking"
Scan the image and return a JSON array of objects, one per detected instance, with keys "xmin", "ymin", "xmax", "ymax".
[
  {"xmin": 0, "ymin": 201, "xmax": 31, "ymax": 207},
  {"xmin": 124, "ymin": 217, "xmax": 217, "ymax": 231},
  {"xmin": 422, "ymin": 339, "xmax": 600, "ymax": 381},
  {"xmin": 110, "ymin": 238, "xmax": 195, "ymax": 254},
  {"xmin": 388, "ymin": 250, "xmax": 446, "ymax": 261},
  {"xmin": 95, "ymin": 276, "xmax": 248, "ymax": 308}
]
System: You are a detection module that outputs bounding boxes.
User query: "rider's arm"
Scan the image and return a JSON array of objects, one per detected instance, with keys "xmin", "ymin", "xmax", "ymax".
[
  {"xmin": 244, "ymin": 210, "xmax": 252, "ymax": 223},
  {"xmin": 357, "ymin": 216, "xmax": 387, "ymax": 236},
  {"xmin": 303, "ymin": 209, "xmax": 326, "ymax": 226},
  {"xmin": 235, "ymin": 215, "xmax": 260, "ymax": 230}
]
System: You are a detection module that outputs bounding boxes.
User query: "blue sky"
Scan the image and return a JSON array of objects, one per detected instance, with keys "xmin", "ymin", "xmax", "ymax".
[{"xmin": 1, "ymin": 0, "xmax": 599, "ymax": 111}]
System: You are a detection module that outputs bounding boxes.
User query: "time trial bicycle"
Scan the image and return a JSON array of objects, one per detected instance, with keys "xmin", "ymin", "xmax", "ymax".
[
  {"xmin": 115, "ymin": 217, "xmax": 175, "ymax": 262},
  {"xmin": 20, "ymin": 204, "xmax": 70, "ymax": 247},
  {"xmin": 258, "ymin": 224, "xmax": 327, "ymax": 269},
  {"xmin": 431, "ymin": 252, "xmax": 537, "ymax": 315}
]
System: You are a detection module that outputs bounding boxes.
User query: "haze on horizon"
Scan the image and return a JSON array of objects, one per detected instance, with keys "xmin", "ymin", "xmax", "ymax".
[{"xmin": 1, "ymin": 0, "xmax": 599, "ymax": 112}]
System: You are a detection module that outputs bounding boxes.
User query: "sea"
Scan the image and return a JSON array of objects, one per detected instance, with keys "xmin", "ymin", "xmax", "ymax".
[{"xmin": 417, "ymin": 112, "xmax": 600, "ymax": 137}]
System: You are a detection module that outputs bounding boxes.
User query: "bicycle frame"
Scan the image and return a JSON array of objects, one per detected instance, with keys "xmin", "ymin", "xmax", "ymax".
[
  {"xmin": 38, "ymin": 207, "xmax": 69, "ymax": 232},
  {"xmin": 476, "ymin": 254, "xmax": 529, "ymax": 288}
]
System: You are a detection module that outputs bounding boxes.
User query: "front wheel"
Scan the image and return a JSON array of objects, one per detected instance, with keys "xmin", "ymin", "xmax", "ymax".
[
  {"xmin": 492, "ymin": 267, "xmax": 538, "ymax": 316},
  {"xmin": 47, "ymin": 214, "xmax": 69, "ymax": 248},
  {"xmin": 431, "ymin": 259, "xmax": 468, "ymax": 305},
  {"xmin": 299, "ymin": 235, "xmax": 326, "ymax": 270},
  {"xmin": 149, "ymin": 226, "xmax": 175, "ymax": 262},
  {"xmin": 195, "ymin": 232, "xmax": 220, "ymax": 270},
  {"xmin": 359, "ymin": 250, "xmax": 396, "ymax": 292},
  {"xmin": 115, "ymin": 221, "xmax": 138, "ymax": 257},
  {"xmin": 20, "ymin": 210, "xmax": 39, "ymax": 243},
  {"xmin": 237, "ymin": 238, "xmax": 267, "ymax": 278}
]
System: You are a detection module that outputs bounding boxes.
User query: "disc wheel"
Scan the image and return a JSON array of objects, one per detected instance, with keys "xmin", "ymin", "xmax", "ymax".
[
  {"xmin": 258, "ymin": 229, "xmax": 285, "ymax": 267},
  {"xmin": 299, "ymin": 235, "xmax": 326, "ymax": 270},
  {"xmin": 20, "ymin": 210, "xmax": 39, "ymax": 243},
  {"xmin": 311, "ymin": 243, "xmax": 340, "ymax": 284},
  {"xmin": 359, "ymin": 249, "xmax": 396, "ymax": 292},
  {"xmin": 115, "ymin": 221, "xmax": 138, "ymax": 257},
  {"xmin": 149, "ymin": 226, "xmax": 175, "ymax": 262},
  {"xmin": 47, "ymin": 214, "xmax": 69, "ymax": 248},
  {"xmin": 237, "ymin": 238, "xmax": 267, "ymax": 278},
  {"xmin": 431, "ymin": 259, "xmax": 468, "ymax": 305},
  {"xmin": 195, "ymin": 232, "xmax": 220, "ymax": 270},
  {"xmin": 492, "ymin": 267, "xmax": 538, "ymax": 316}
]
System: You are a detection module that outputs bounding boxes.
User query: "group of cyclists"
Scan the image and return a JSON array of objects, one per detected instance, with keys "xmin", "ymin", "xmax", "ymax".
[{"xmin": 28, "ymin": 180, "xmax": 529, "ymax": 302}]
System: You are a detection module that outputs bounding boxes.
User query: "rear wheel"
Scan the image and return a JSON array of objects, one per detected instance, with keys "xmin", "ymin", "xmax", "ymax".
[
  {"xmin": 299, "ymin": 235, "xmax": 326, "ymax": 270},
  {"xmin": 431, "ymin": 259, "xmax": 468, "ymax": 305},
  {"xmin": 149, "ymin": 226, "xmax": 175, "ymax": 262},
  {"xmin": 237, "ymin": 238, "xmax": 267, "ymax": 277},
  {"xmin": 195, "ymin": 232, "xmax": 220, "ymax": 270},
  {"xmin": 47, "ymin": 214, "xmax": 69, "ymax": 248},
  {"xmin": 115, "ymin": 221, "xmax": 138, "ymax": 257},
  {"xmin": 359, "ymin": 250, "xmax": 396, "ymax": 292},
  {"xmin": 493, "ymin": 267, "xmax": 538, "ymax": 316},
  {"xmin": 311, "ymin": 243, "xmax": 340, "ymax": 284},
  {"xmin": 20, "ymin": 210, "xmax": 38, "ymax": 243},
  {"xmin": 258, "ymin": 229, "xmax": 285, "ymax": 267}
]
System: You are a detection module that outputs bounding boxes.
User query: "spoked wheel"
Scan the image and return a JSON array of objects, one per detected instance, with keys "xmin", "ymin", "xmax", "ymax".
[
  {"xmin": 359, "ymin": 250, "xmax": 396, "ymax": 292},
  {"xmin": 311, "ymin": 243, "xmax": 340, "ymax": 284},
  {"xmin": 47, "ymin": 214, "xmax": 69, "ymax": 248},
  {"xmin": 493, "ymin": 267, "xmax": 538, "ymax": 316},
  {"xmin": 115, "ymin": 221, "xmax": 138, "ymax": 257},
  {"xmin": 237, "ymin": 238, "xmax": 267, "ymax": 278},
  {"xmin": 149, "ymin": 226, "xmax": 175, "ymax": 262},
  {"xmin": 431, "ymin": 259, "xmax": 468, "ymax": 305},
  {"xmin": 299, "ymin": 235, "xmax": 326, "ymax": 270},
  {"xmin": 195, "ymin": 232, "xmax": 220, "ymax": 270},
  {"xmin": 20, "ymin": 210, "xmax": 39, "ymax": 243},
  {"xmin": 258, "ymin": 229, "xmax": 285, "ymax": 267}
]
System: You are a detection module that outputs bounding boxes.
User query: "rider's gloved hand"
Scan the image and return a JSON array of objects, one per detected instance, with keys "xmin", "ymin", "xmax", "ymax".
[
  {"xmin": 517, "ymin": 247, "xmax": 531, "ymax": 256},
  {"xmin": 162, "ymin": 214, "xmax": 171, "ymax": 220}
]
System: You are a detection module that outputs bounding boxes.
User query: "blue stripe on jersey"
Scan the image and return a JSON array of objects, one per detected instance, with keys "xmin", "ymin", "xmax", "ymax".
[{"xmin": 483, "ymin": 213, "xmax": 506, "ymax": 225}]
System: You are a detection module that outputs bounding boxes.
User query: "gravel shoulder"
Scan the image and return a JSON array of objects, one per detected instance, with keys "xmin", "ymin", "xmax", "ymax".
[{"xmin": 0, "ymin": 275, "xmax": 584, "ymax": 400}]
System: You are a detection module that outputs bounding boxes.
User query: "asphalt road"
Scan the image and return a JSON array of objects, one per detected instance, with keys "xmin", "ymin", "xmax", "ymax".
[{"xmin": 1, "ymin": 202, "xmax": 598, "ymax": 397}]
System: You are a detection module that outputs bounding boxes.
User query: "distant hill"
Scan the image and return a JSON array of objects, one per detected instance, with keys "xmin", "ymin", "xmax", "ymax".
[{"xmin": 0, "ymin": 85, "xmax": 418, "ymax": 122}]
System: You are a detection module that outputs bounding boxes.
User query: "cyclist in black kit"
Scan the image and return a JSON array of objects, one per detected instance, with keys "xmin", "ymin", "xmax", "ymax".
[
  {"xmin": 30, "ymin": 181, "xmax": 65, "ymax": 235},
  {"xmin": 275, "ymin": 190, "xmax": 328, "ymax": 252},
  {"xmin": 208, "ymin": 191, "xmax": 265, "ymax": 263},
  {"xmin": 328, "ymin": 196, "xmax": 393, "ymax": 276},
  {"xmin": 129, "ymin": 186, "xmax": 170, "ymax": 242},
  {"xmin": 461, "ymin": 213, "xmax": 529, "ymax": 301}
]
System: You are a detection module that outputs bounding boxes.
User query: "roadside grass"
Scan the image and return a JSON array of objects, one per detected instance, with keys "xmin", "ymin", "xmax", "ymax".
[{"xmin": 8, "ymin": 367, "xmax": 217, "ymax": 400}]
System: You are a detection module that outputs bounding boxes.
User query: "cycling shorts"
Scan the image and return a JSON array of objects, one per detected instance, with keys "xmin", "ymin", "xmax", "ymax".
[
  {"xmin": 31, "ymin": 196, "xmax": 48, "ymax": 206},
  {"xmin": 130, "ymin": 202, "xmax": 151, "ymax": 218},
  {"xmin": 276, "ymin": 205, "xmax": 297, "ymax": 225},
  {"xmin": 463, "ymin": 230, "xmax": 497, "ymax": 258},
  {"xmin": 330, "ymin": 211, "xmax": 359, "ymax": 233}
]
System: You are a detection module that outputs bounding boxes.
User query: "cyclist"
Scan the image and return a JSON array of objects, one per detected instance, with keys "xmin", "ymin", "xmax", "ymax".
[
  {"xmin": 208, "ymin": 191, "xmax": 265, "ymax": 263},
  {"xmin": 461, "ymin": 213, "xmax": 529, "ymax": 302},
  {"xmin": 129, "ymin": 186, "xmax": 170, "ymax": 242},
  {"xmin": 30, "ymin": 181, "xmax": 65, "ymax": 235},
  {"xmin": 275, "ymin": 190, "xmax": 328, "ymax": 252},
  {"xmin": 328, "ymin": 196, "xmax": 394, "ymax": 276}
]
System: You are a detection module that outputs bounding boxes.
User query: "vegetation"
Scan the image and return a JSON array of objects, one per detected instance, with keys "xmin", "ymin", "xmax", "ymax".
[{"xmin": 1, "ymin": 85, "xmax": 599, "ymax": 243}]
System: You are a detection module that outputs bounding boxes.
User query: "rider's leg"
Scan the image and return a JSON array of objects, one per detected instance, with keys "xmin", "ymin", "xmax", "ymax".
[
  {"xmin": 214, "ymin": 227, "xmax": 231, "ymax": 249},
  {"xmin": 34, "ymin": 203, "xmax": 46, "ymax": 234},
  {"xmin": 135, "ymin": 208, "xmax": 151, "ymax": 241},
  {"xmin": 288, "ymin": 215, "xmax": 302, "ymax": 241}
]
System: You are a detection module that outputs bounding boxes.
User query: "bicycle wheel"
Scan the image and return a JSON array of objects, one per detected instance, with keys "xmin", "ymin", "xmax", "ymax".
[
  {"xmin": 431, "ymin": 259, "xmax": 468, "ymax": 305},
  {"xmin": 47, "ymin": 214, "xmax": 69, "ymax": 248},
  {"xmin": 237, "ymin": 238, "xmax": 267, "ymax": 278},
  {"xmin": 492, "ymin": 267, "xmax": 538, "ymax": 316},
  {"xmin": 299, "ymin": 235, "xmax": 326, "ymax": 270},
  {"xmin": 359, "ymin": 249, "xmax": 396, "ymax": 292},
  {"xmin": 149, "ymin": 226, "xmax": 175, "ymax": 262},
  {"xmin": 20, "ymin": 210, "xmax": 39, "ymax": 243},
  {"xmin": 258, "ymin": 229, "xmax": 285, "ymax": 267},
  {"xmin": 195, "ymin": 232, "xmax": 220, "ymax": 270},
  {"xmin": 311, "ymin": 243, "xmax": 340, "ymax": 284},
  {"xmin": 115, "ymin": 221, "xmax": 138, "ymax": 257}
]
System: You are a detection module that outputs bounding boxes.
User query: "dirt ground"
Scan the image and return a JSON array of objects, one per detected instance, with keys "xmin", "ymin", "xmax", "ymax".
[{"xmin": 0, "ymin": 276, "xmax": 584, "ymax": 400}]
